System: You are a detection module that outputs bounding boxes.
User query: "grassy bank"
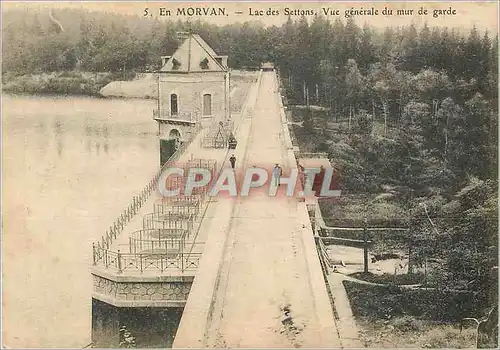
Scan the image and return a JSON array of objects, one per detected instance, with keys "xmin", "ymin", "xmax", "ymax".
[
  {"xmin": 343, "ymin": 280, "xmax": 477, "ymax": 348},
  {"xmin": 2, "ymin": 71, "xmax": 135, "ymax": 96},
  {"xmin": 350, "ymin": 272, "xmax": 425, "ymax": 285},
  {"xmin": 356, "ymin": 316, "xmax": 476, "ymax": 348}
]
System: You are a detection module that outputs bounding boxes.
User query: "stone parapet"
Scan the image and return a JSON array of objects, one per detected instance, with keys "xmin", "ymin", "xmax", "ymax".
[{"xmin": 92, "ymin": 273, "xmax": 193, "ymax": 308}]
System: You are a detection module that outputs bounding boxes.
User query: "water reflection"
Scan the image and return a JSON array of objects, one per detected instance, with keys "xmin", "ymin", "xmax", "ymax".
[
  {"xmin": 83, "ymin": 122, "xmax": 113, "ymax": 156},
  {"xmin": 85, "ymin": 123, "xmax": 92, "ymax": 136},
  {"xmin": 35, "ymin": 121, "xmax": 48, "ymax": 155},
  {"xmin": 54, "ymin": 119, "xmax": 64, "ymax": 157},
  {"xmin": 53, "ymin": 119, "xmax": 62, "ymax": 133},
  {"xmin": 102, "ymin": 125, "xmax": 109, "ymax": 137},
  {"xmin": 3, "ymin": 94, "xmax": 158, "ymax": 348},
  {"xmin": 36, "ymin": 121, "xmax": 45, "ymax": 131}
]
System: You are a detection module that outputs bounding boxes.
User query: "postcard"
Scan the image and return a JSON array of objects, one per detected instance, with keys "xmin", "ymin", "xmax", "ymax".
[{"xmin": 2, "ymin": 1, "xmax": 498, "ymax": 348}]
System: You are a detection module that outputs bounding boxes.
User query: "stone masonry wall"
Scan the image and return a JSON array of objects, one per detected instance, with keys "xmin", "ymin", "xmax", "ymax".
[
  {"xmin": 158, "ymin": 123, "xmax": 196, "ymax": 143},
  {"xmin": 159, "ymin": 72, "xmax": 226, "ymax": 121},
  {"xmin": 93, "ymin": 275, "xmax": 191, "ymax": 302}
]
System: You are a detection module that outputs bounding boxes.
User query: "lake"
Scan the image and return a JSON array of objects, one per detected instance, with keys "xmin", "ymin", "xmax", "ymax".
[{"xmin": 2, "ymin": 94, "xmax": 161, "ymax": 348}]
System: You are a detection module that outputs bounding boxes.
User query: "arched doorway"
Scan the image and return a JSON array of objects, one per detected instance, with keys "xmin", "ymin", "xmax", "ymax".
[
  {"xmin": 170, "ymin": 94, "xmax": 178, "ymax": 115},
  {"xmin": 203, "ymin": 94, "xmax": 212, "ymax": 116},
  {"xmin": 169, "ymin": 129, "xmax": 181, "ymax": 150},
  {"xmin": 159, "ymin": 129, "xmax": 182, "ymax": 166}
]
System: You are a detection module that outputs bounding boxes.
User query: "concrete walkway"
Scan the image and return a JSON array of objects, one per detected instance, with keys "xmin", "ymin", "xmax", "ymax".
[{"xmin": 174, "ymin": 72, "xmax": 340, "ymax": 348}]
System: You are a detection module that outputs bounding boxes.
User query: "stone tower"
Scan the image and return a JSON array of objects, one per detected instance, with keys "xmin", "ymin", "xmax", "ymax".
[{"xmin": 154, "ymin": 33, "xmax": 229, "ymax": 165}]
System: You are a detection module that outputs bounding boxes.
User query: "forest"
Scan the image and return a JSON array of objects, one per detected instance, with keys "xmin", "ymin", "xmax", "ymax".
[{"xmin": 3, "ymin": 6, "xmax": 498, "ymax": 327}]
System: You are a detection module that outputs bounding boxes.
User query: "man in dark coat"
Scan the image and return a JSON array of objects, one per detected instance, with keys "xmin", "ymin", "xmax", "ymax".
[{"xmin": 229, "ymin": 154, "xmax": 236, "ymax": 169}]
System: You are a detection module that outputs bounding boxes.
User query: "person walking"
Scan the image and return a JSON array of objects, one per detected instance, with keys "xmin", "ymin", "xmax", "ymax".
[
  {"xmin": 229, "ymin": 154, "xmax": 236, "ymax": 169},
  {"xmin": 273, "ymin": 163, "xmax": 282, "ymax": 186}
]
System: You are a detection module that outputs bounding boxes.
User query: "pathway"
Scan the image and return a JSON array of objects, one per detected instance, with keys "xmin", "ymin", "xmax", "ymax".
[{"xmin": 174, "ymin": 71, "xmax": 340, "ymax": 348}]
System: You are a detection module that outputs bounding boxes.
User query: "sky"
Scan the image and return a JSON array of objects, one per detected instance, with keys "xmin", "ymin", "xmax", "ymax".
[{"xmin": 2, "ymin": 1, "xmax": 499, "ymax": 32}]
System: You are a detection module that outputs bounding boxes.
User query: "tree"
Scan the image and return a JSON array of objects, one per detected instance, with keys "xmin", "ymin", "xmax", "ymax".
[
  {"xmin": 417, "ymin": 23, "xmax": 431, "ymax": 68},
  {"xmin": 460, "ymin": 94, "xmax": 496, "ymax": 179},
  {"xmin": 358, "ymin": 24, "xmax": 376, "ymax": 73},
  {"xmin": 398, "ymin": 24, "xmax": 419, "ymax": 71},
  {"xmin": 369, "ymin": 63, "xmax": 402, "ymax": 134},
  {"xmin": 435, "ymin": 98, "xmax": 463, "ymax": 169},
  {"xmin": 345, "ymin": 59, "xmax": 365, "ymax": 129},
  {"xmin": 344, "ymin": 17, "xmax": 360, "ymax": 62},
  {"xmin": 444, "ymin": 177, "xmax": 498, "ymax": 291},
  {"xmin": 309, "ymin": 15, "xmax": 331, "ymax": 104},
  {"xmin": 354, "ymin": 109, "xmax": 373, "ymax": 134},
  {"xmin": 295, "ymin": 16, "xmax": 312, "ymax": 105},
  {"xmin": 464, "ymin": 26, "xmax": 483, "ymax": 79},
  {"xmin": 411, "ymin": 69, "xmax": 452, "ymax": 109}
]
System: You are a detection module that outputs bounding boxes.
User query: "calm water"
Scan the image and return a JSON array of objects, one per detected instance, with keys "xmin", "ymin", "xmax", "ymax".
[{"xmin": 2, "ymin": 94, "xmax": 160, "ymax": 348}]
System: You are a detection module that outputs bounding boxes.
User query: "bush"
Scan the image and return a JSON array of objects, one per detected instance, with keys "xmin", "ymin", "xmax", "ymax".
[
  {"xmin": 354, "ymin": 110, "xmax": 374, "ymax": 134},
  {"xmin": 424, "ymin": 325, "xmax": 475, "ymax": 348},
  {"xmin": 343, "ymin": 280, "xmax": 479, "ymax": 322},
  {"xmin": 391, "ymin": 315, "xmax": 424, "ymax": 332},
  {"xmin": 350, "ymin": 272, "xmax": 425, "ymax": 285},
  {"xmin": 2, "ymin": 71, "xmax": 114, "ymax": 96}
]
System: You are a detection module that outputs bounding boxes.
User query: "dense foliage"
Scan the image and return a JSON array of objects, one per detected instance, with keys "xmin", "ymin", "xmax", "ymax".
[
  {"xmin": 3, "ymin": 8, "xmax": 497, "ymax": 308},
  {"xmin": 275, "ymin": 17, "xmax": 498, "ymax": 309}
]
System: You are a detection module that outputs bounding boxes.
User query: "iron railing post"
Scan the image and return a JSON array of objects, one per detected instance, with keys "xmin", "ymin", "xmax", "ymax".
[
  {"xmin": 117, "ymin": 250, "xmax": 122, "ymax": 273},
  {"xmin": 161, "ymin": 249, "xmax": 164, "ymax": 273},
  {"xmin": 140, "ymin": 230, "xmax": 143, "ymax": 251},
  {"xmin": 180, "ymin": 241, "xmax": 184, "ymax": 272},
  {"xmin": 92, "ymin": 243, "xmax": 96, "ymax": 265},
  {"xmin": 363, "ymin": 219, "xmax": 369, "ymax": 274},
  {"xmin": 139, "ymin": 254, "xmax": 143, "ymax": 273}
]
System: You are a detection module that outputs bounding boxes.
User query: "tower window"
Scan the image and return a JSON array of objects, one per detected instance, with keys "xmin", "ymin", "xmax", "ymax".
[
  {"xmin": 200, "ymin": 58, "xmax": 209, "ymax": 70},
  {"xmin": 170, "ymin": 94, "xmax": 178, "ymax": 115},
  {"xmin": 203, "ymin": 94, "xmax": 212, "ymax": 116},
  {"xmin": 172, "ymin": 58, "xmax": 181, "ymax": 70}
]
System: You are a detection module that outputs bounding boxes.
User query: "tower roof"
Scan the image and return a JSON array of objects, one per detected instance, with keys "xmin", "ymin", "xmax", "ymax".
[{"xmin": 159, "ymin": 34, "xmax": 227, "ymax": 73}]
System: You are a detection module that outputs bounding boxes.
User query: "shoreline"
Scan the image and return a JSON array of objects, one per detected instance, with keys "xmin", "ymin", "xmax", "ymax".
[
  {"xmin": 2, "ymin": 71, "xmax": 136, "ymax": 98},
  {"xmin": 3, "ymin": 91, "xmax": 157, "ymax": 100},
  {"xmin": 3, "ymin": 70, "xmax": 255, "ymax": 100},
  {"xmin": 3, "ymin": 90, "xmax": 104, "ymax": 99}
]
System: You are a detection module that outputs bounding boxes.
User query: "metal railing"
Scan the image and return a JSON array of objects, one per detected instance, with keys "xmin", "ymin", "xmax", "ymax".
[
  {"xmin": 153, "ymin": 110, "xmax": 196, "ymax": 122},
  {"xmin": 206, "ymin": 120, "xmax": 234, "ymax": 133},
  {"xmin": 93, "ymin": 245, "xmax": 202, "ymax": 273},
  {"xmin": 92, "ymin": 118, "xmax": 202, "ymax": 251},
  {"xmin": 92, "ymin": 70, "xmax": 261, "ymax": 273},
  {"xmin": 201, "ymin": 136, "xmax": 227, "ymax": 148},
  {"xmin": 154, "ymin": 199, "xmax": 201, "ymax": 216},
  {"xmin": 295, "ymin": 152, "xmax": 329, "ymax": 159},
  {"xmin": 128, "ymin": 229, "xmax": 189, "ymax": 255},
  {"xmin": 143, "ymin": 212, "xmax": 194, "ymax": 233},
  {"xmin": 201, "ymin": 120, "xmax": 235, "ymax": 148},
  {"xmin": 156, "ymin": 195, "xmax": 203, "ymax": 212},
  {"xmin": 184, "ymin": 159, "xmax": 217, "ymax": 173},
  {"xmin": 150, "ymin": 207, "xmax": 195, "ymax": 220}
]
